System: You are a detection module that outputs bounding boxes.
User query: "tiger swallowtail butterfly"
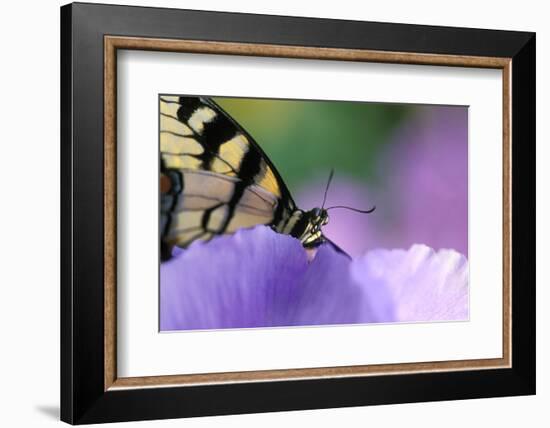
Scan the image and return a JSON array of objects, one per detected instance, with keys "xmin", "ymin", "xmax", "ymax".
[{"xmin": 159, "ymin": 95, "xmax": 374, "ymax": 261}]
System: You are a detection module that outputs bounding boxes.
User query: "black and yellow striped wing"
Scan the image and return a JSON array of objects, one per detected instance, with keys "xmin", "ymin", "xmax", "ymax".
[{"xmin": 160, "ymin": 95, "xmax": 297, "ymax": 259}]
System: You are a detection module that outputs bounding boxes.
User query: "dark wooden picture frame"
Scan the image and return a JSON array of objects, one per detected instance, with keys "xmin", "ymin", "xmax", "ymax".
[{"xmin": 61, "ymin": 2, "xmax": 535, "ymax": 424}]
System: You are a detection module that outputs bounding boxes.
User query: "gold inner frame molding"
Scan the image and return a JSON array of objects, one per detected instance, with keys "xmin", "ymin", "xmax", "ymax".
[{"xmin": 104, "ymin": 35, "xmax": 512, "ymax": 391}]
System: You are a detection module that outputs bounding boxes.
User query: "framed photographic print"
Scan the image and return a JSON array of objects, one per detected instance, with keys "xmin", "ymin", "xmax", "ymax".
[{"xmin": 60, "ymin": 2, "xmax": 536, "ymax": 424}]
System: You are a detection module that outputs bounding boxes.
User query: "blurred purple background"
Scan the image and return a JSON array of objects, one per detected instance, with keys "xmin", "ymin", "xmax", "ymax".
[{"xmin": 296, "ymin": 106, "xmax": 468, "ymax": 258}]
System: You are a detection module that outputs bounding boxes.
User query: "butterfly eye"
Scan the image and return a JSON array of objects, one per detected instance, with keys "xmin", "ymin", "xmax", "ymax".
[{"xmin": 323, "ymin": 217, "xmax": 329, "ymax": 226}]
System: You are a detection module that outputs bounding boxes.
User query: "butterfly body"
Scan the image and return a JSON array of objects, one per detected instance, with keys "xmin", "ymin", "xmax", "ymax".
[{"xmin": 160, "ymin": 95, "xmax": 336, "ymax": 260}]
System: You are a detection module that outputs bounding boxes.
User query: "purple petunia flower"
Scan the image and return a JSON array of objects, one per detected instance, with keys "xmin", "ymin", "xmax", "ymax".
[
  {"xmin": 160, "ymin": 226, "xmax": 393, "ymax": 330},
  {"xmin": 351, "ymin": 245, "xmax": 469, "ymax": 322},
  {"xmin": 160, "ymin": 226, "xmax": 468, "ymax": 331}
]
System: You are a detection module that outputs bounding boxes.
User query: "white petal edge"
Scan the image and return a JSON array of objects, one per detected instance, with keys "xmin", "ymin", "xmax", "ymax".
[{"xmin": 351, "ymin": 244, "xmax": 469, "ymax": 322}]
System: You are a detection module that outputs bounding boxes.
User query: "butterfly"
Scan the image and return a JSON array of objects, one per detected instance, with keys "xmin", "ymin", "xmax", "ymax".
[{"xmin": 159, "ymin": 95, "xmax": 374, "ymax": 261}]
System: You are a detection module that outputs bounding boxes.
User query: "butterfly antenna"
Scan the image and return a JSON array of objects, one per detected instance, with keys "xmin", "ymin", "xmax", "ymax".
[
  {"xmin": 321, "ymin": 168, "xmax": 335, "ymax": 209},
  {"xmin": 326, "ymin": 205, "xmax": 376, "ymax": 214}
]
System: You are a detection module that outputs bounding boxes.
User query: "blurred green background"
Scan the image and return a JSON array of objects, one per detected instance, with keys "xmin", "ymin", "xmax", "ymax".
[{"xmin": 214, "ymin": 97, "xmax": 411, "ymax": 190}]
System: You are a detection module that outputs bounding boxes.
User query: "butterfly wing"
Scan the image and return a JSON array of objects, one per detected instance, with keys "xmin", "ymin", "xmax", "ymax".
[{"xmin": 160, "ymin": 95, "xmax": 297, "ymax": 259}]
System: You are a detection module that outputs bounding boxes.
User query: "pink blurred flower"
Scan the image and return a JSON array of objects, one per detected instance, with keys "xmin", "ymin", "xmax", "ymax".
[{"xmin": 382, "ymin": 106, "xmax": 468, "ymax": 256}]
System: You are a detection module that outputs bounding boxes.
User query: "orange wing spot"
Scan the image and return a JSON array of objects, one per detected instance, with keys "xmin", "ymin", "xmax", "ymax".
[{"xmin": 160, "ymin": 174, "xmax": 171, "ymax": 193}]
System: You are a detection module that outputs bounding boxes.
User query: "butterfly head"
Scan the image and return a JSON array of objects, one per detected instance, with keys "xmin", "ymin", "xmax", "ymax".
[
  {"xmin": 297, "ymin": 207, "xmax": 329, "ymax": 248},
  {"xmin": 310, "ymin": 207, "xmax": 329, "ymax": 228}
]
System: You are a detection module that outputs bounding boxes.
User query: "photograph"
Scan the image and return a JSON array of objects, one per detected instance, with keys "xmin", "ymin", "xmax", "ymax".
[
  {"xmin": 159, "ymin": 95, "xmax": 469, "ymax": 331},
  {"xmin": 54, "ymin": 1, "xmax": 536, "ymax": 424}
]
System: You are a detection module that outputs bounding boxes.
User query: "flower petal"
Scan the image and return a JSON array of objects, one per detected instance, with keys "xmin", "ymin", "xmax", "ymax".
[
  {"xmin": 351, "ymin": 244, "xmax": 469, "ymax": 322},
  {"xmin": 292, "ymin": 245, "xmax": 380, "ymax": 325},
  {"xmin": 160, "ymin": 226, "xmax": 397, "ymax": 331},
  {"xmin": 160, "ymin": 226, "xmax": 308, "ymax": 331}
]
